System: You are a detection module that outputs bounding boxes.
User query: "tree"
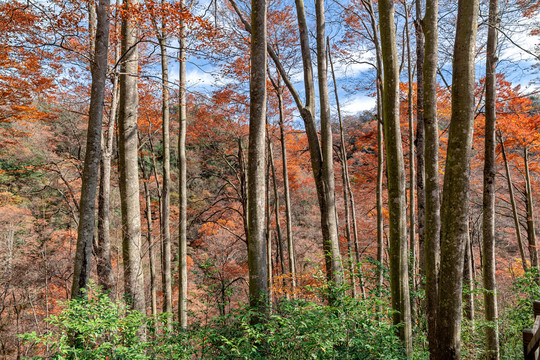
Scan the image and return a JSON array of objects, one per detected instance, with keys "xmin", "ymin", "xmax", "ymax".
[
  {"xmin": 423, "ymin": 0, "xmax": 441, "ymax": 356},
  {"xmin": 437, "ymin": 0, "xmax": 479, "ymax": 357},
  {"xmin": 247, "ymin": 0, "xmax": 268, "ymax": 313},
  {"xmin": 378, "ymin": 0, "xmax": 412, "ymax": 355},
  {"xmin": 118, "ymin": 0, "xmax": 146, "ymax": 313},
  {"xmin": 71, "ymin": 0, "xmax": 110, "ymax": 299},
  {"xmin": 178, "ymin": 0, "xmax": 189, "ymax": 329},
  {"xmin": 482, "ymin": 0, "xmax": 500, "ymax": 357}
]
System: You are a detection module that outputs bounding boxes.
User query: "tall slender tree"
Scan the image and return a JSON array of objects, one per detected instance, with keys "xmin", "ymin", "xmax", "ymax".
[
  {"xmin": 423, "ymin": 0, "xmax": 441, "ymax": 356},
  {"xmin": 378, "ymin": 0, "xmax": 412, "ymax": 355},
  {"xmin": 437, "ymin": 0, "xmax": 479, "ymax": 357},
  {"xmin": 247, "ymin": 0, "xmax": 268, "ymax": 313},
  {"xmin": 118, "ymin": 0, "xmax": 146, "ymax": 313},
  {"xmin": 178, "ymin": 0, "xmax": 189, "ymax": 328},
  {"xmin": 482, "ymin": 0, "xmax": 500, "ymax": 357},
  {"xmin": 71, "ymin": 0, "xmax": 110, "ymax": 299}
]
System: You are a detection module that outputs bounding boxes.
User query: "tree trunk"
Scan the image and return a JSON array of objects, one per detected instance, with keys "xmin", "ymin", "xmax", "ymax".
[
  {"xmin": 97, "ymin": 46, "xmax": 118, "ymax": 296},
  {"xmin": 437, "ymin": 0, "xmax": 479, "ymax": 357},
  {"xmin": 158, "ymin": 6, "xmax": 172, "ymax": 326},
  {"xmin": 118, "ymin": 0, "xmax": 146, "ymax": 313},
  {"xmin": 71, "ymin": 0, "xmax": 110, "ymax": 299},
  {"xmin": 404, "ymin": 1, "xmax": 417, "ymax": 316},
  {"xmin": 268, "ymin": 140, "xmax": 285, "ymax": 281},
  {"xmin": 499, "ymin": 136, "xmax": 528, "ymax": 272},
  {"xmin": 140, "ymin": 156, "xmax": 158, "ymax": 318},
  {"xmin": 247, "ymin": 0, "xmax": 268, "ymax": 314},
  {"xmin": 178, "ymin": 0, "xmax": 188, "ymax": 328},
  {"xmin": 327, "ymin": 41, "xmax": 357, "ymax": 298},
  {"xmin": 378, "ymin": 0, "xmax": 412, "ymax": 354},
  {"xmin": 266, "ymin": 159, "xmax": 273, "ymax": 308},
  {"xmin": 276, "ymin": 81, "xmax": 296, "ymax": 296},
  {"xmin": 483, "ymin": 0, "xmax": 500, "ymax": 356},
  {"xmin": 415, "ymin": 0, "xmax": 426, "ymax": 284},
  {"xmin": 524, "ymin": 147, "xmax": 539, "ymax": 269},
  {"xmin": 463, "ymin": 230, "xmax": 474, "ymax": 322},
  {"xmin": 315, "ymin": 0, "xmax": 344, "ymax": 286},
  {"xmin": 423, "ymin": 0, "xmax": 441, "ymax": 356}
]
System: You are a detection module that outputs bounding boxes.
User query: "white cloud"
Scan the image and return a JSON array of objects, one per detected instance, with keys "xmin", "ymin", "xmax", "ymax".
[{"xmin": 340, "ymin": 94, "xmax": 376, "ymax": 114}]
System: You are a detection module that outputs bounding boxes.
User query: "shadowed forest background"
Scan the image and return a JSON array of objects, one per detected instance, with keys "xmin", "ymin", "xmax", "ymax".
[{"xmin": 0, "ymin": 0, "xmax": 540, "ymax": 359}]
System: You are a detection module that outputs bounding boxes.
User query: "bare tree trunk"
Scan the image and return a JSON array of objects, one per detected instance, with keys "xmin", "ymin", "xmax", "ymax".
[
  {"xmin": 178, "ymin": 0, "xmax": 188, "ymax": 328},
  {"xmin": 463, "ymin": 230, "xmax": 474, "ymax": 322},
  {"xmin": 415, "ymin": 0, "xmax": 426, "ymax": 283},
  {"xmin": 266, "ymin": 159, "xmax": 273, "ymax": 308},
  {"xmin": 276, "ymin": 80, "xmax": 296, "ymax": 296},
  {"xmin": 361, "ymin": 0, "xmax": 385, "ymax": 309},
  {"xmin": 483, "ymin": 0, "xmax": 500, "ymax": 356},
  {"xmin": 72, "ymin": 0, "xmax": 110, "ymax": 299},
  {"xmin": 228, "ymin": 0, "xmax": 343, "ymax": 285},
  {"xmin": 327, "ymin": 42, "xmax": 356, "ymax": 298},
  {"xmin": 158, "ymin": 3, "xmax": 172, "ymax": 326},
  {"xmin": 97, "ymin": 44, "xmax": 118, "ymax": 296},
  {"xmin": 404, "ymin": 1, "xmax": 416, "ymax": 316},
  {"xmin": 268, "ymin": 139, "xmax": 286, "ymax": 284},
  {"xmin": 140, "ymin": 157, "xmax": 158, "ymax": 318},
  {"xmin": 118, "ymin": 0, "xmax": 146, "ymax": 314},
  {"xmin": 499, "ymin": 136, "xmax": 528, "ymax": 271},
  {"xmin": 423, "ymin": 0, "xmax": 441, "ymax": 357},
  {"xmin": 437, "ymin": 0, "xmax": 479, "ymax": 357},
  {"xmin": 315, "ymin": 0, "xmax": 343, "ymax": 286},
  {"xmin": 378, "ymin": 0, "xmax": 412, "ymax": 354},
  {"xmin": 247, "ymin": 0, "xmax": 268, "ymax": 314},
  {"xmin": 524, "ymin": 147, "xmax": 539, "ymax": 269}
]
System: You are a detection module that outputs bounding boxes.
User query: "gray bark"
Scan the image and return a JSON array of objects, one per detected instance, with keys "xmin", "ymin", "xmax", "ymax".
[
  {"xmin": 436, "ymin": 0, "xmax": 479, "ymax": 357},
  {"xmin": 483, "ymin": 0, "xmax": 500, "ymax": 356},
  {"xmin": 71, "ymin": 0, "xmax": 110, "ymax": 299},
  {"xmin": 140, "ymin": 157, "xmax": 158, "ymax": 318},
  {"xmin": 423, "ymin": 0, "xmax": 441, "ymax": 356},
  {"xmin": 378, "ymin": 0, "xmax": 412, "ymax": 354},
  {"xmin": 415, "ymin": 0, "xmax": 426, "ymax": 283},
  {"xmin": 97, "ymin": 43, "xmax": 118, "ymax": 296},
  {"xmin": 118, "ymin": 0, "xmax": 146, "ymax": 313},
  {"xmin": 499, "ymin": 137, "xmax": 528, "ymax": 271},
  {"xmin": 315, "ymin": 0, "xmax": 344, "ymax": 286},
  {"xmin": 158, "ymin": 5, "xmax": 172, "ymax": 326},
  {"xmin": 247, "ymin": 0, "xmax": 268, "ymax": 313},
  {"xmin": 524, "ymin": 147, "xmax": 539, "ymax": 269},
  {"xmin": 178, "ymin": 0, "xmax": 188, "ymax": 328}
]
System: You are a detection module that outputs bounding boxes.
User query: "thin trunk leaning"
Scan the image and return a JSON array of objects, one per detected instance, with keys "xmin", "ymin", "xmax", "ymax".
[{"xmin": 499, "ymin": 136, "xmax": 528, "ymax": 272}]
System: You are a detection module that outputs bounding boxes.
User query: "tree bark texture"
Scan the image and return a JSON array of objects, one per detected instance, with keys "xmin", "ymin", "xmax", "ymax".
[
  {"xmin": 277, "ymin": 82, "xmax": 297, "ymax": 295},
  {"xmin": 415, "ymin": 0, "xmax": 426, "ymax": 282},
  {"xmin": 178, "ymin": 0, "xmax": 188, "ymax": 328},
  {"xmin": 158, "ymin": 11, "xmax": 172, "ymax": 325},
  {"xmin": 247, "ymin": 0, "xmax": 268, "ymax": 313},
  {"xmin": 97, "ymin": 49, "xmax": 118, "ymax": 296},
  {"xmin": 437, "ymin": 0, "xmax": 479, "ymax": 358},
  {"xmin": 524, "ymin": 147, "xmax": 539, "ymax": 270},
  {"xmin": 499, "ymin": 137, "xmax": 528, "ymax": 272},
  {"xmin": 118, "ymin": 0, "xmax": 146, "ymax": 313},
  {"xmin": 378, "ymin": 0, "xmax": 412, "ymax": 355},
  {"xmin": 423, "ymin": 0, "xmax": 441, "ymax": 357},
  {"xmin": 483, "ymin": 0, "xmax": 500, "ymax": 356},
  {"xmin": 71, "ymin": 0, "xmax": 110, "ymax": 299},
  {"xmin": 315, "ymin": 0, "xmax": 344, "ymax": 286}
]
